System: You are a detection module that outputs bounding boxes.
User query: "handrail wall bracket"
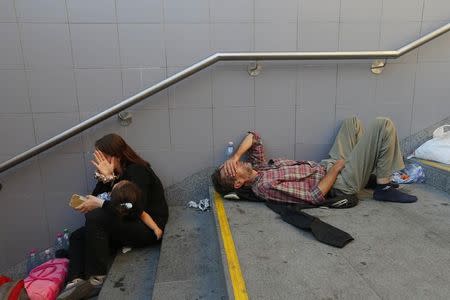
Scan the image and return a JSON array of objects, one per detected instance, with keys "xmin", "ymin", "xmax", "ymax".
[
  {"xmin": 248, "ymin": 62, "xmax": 262, "ymax": 76},
  {"xmin": 371, "ymin": 59, "xmax": 386, "ymax": 75},
  {"xmin": 118, "ymin": 111, "xmax": 132, "ymax": 126}
]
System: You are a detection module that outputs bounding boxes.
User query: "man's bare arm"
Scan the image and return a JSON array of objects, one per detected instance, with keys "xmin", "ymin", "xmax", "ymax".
[
  {"xmin": 223, "ymin": 132, "xmax": 254, "ymax": 177},
  {"xmin": 317, "ymin": 160, "xmax": 345, "ymax": 196},
  {"xmin": 232, "ymin": 133, "xmax": 254, "ymax": 161}
]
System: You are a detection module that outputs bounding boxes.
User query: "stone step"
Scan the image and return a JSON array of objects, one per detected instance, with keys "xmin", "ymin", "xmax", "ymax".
[
  {"xmin": 400, "ymin": 116, "xmax": 450, "ymax": 195},
  {"xmin": 98, "ymin": 246, "xmax": 160, "ymax": 300},
  {"xmin": 101, "ymin": 167, "xmax": 226, "ymax": 299},
  {"xmin": 408, "ymin": 158, "xmax": 450, "ymax": 194},
  {"xmin": 151, "ymin": 206, "xmax": 227, "ymax": 299}
]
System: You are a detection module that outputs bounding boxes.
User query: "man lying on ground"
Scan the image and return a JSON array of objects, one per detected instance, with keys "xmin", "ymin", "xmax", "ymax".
[{"xmin": 212, "ymin": 117, "xmax": 417, "ymax": 204}]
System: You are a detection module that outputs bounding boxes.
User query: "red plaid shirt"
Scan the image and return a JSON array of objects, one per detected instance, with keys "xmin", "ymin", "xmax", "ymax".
[{"xmin": 248, "ymin": 132, "xmax": 327, "ymax": 205}]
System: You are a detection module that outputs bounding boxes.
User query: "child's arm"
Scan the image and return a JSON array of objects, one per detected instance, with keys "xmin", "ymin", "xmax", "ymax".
[{"xmin": 140, "ymin": 211, "xmax": 163, "ymax": 240}]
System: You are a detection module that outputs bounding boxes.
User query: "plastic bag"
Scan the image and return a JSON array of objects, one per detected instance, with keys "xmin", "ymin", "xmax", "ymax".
[
  {"xmin": 24, "ymin": 258, "xmax": 69, "ymax": 300},
  {"xmin": 391, "ymin": 164, "xmax": 425, "ymax": 184},
  {"xmin": 414, "ymin": 125, "xmax": 450, "ymax": 164}
]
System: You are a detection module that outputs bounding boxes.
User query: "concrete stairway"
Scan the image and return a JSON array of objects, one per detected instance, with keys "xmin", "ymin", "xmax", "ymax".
[
  {"xmin": 407, "ymin": 158, "xmax": 450, "ymax": 194},
  {"xmin": 151, "ymin": 167, "xmax": 227, "ymax": 299},
  {"xmin": 401, "ymin": 116, "xmax": 450, "ymax": 194},
  {"xmin": 98, "ymin": 246, "xmax": 160, "ymax": 299},
  {"xmin": 99, "ymin": 167, "xmax": 227, "ymax": 299}
]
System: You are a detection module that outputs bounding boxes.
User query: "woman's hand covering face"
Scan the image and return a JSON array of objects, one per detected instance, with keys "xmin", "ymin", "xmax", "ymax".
[{"xmin": 91, "ymin": 150, "xmax": 115, "ymax": 176}]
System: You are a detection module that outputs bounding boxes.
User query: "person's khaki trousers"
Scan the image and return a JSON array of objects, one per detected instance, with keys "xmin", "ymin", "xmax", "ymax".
[{"xmin": 321, "ymin": 117, "xmax": 404, "ymax": 194}]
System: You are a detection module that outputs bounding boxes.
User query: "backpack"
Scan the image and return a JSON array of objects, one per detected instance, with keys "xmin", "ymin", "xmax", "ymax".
[
  {"xmin": 24, "ymin": 259, "xmax": 69, "ymax": 300},
  {"xmin": 0, "ymin": 275, "xmax": 30, "ymax": 300}
]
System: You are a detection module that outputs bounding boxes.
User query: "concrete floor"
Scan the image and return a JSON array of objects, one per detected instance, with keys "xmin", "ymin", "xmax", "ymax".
[{"xmin": 222, "ymin": 184, "xmax": 450, "ymax": 300}]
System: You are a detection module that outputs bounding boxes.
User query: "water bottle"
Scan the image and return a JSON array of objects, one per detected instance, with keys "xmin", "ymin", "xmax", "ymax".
[
  {"xmin": 226, "ymin": 141, "xmax": 234, "ymax": 159},
  {"xmin": 55, "ymin": 233, "xmax": 64, "ymax": 252},
  {"xmin": 63, "ymin": 228, "xmax": 70, "ymax": 250},
  {"xmin": 43, "ymin": 248, "xmax": 53, "ymax": 262},
  {"xmin": 27, "ymin": 249, "xmax": 40, "ymax": 274}
]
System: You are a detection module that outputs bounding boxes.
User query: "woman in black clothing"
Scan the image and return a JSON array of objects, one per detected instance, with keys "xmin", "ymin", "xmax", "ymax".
[{"xmin": 62, "ymin": 134, "xmax": 168, "ymax": 298}]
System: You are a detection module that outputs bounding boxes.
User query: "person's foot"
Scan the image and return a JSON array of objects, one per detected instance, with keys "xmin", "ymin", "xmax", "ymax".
[
  {"xmin": 65, "ymin": 278, "xmax": 85, "ymax": 290},
  {"xmin": 57, "ymin": 276, "xmax": 104, "ymax": 300},
  {"xmin": 58, "ymin": 279, "xmax": 92, "ymax": 300},
  {"xmin": 58, "ymin": 278, "xmax": 85, "ymax": 299},
  {"xmin": 365, "ymin": 174, "xmax": 400, "ymax": 189},
  {"xmin": 373, "ymin": 185, "xmax": 417, "ymax": 203}
]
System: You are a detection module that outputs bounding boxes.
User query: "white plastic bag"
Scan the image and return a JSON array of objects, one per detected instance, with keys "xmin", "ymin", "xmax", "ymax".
[{"xmin": 413, "ymin": 125, "xmax": 450, "ymax": 164}]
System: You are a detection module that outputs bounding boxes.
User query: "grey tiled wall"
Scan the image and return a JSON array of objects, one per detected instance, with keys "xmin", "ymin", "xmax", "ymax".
[{"xmin": 1, "ymin": 0, "xmax": 450, "ymax": 270}]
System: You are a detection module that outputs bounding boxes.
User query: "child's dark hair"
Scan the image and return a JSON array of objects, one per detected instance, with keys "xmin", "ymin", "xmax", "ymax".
[{"xmin": 110, "ymin": 180, "xmax": 144, "ymax": 220}]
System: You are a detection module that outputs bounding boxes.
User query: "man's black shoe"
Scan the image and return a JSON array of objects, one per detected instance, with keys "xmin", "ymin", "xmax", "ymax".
[{"xmin": 373, "ymin": 185, "xmax": 417, "ymax": 203}]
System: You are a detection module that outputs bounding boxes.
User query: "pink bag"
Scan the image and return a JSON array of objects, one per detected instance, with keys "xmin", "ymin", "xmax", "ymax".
[{"xmin": 24, "ymin": 259, "xmax": 69, "ymax": 300}]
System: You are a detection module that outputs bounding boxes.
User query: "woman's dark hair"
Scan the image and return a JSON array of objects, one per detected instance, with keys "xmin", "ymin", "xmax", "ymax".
[
  {"xmin": 95, "ymin": 133, "xmax": 150, "ymax": 170},
  {"xmin": 111, "ymin": 180, "xmax": 144, "ymax": 220}
]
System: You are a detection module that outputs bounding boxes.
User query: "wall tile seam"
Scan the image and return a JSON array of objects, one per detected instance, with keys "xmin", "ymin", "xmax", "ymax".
[
  {"xmin": 162, "ymin": 0, "xmax": 174, "ymax": 155},
  {"xmin": 0, "ymin": 21, "xmax": 317, "ymax": 25},
  {"xmin": 32, "ymin": 136, "xmax": 53, "ymax": 249},
  {"xmin": 11, "ymin": 21, "xmax": 71, "ymax": 24},
  {"xmin": 373, "ymin": 0, "xmax": 385, "ymax": 126},
  {"xmin": 211, "ymin": 21, "xmax": 254, "ymax": 25},
  {"xmin": 251, "ymin": 0, "xmax": 256, "ymax": 53},
  {"xmin": 0, "ymin": 19, "xmax": 328, "ymax": 25},
  {"xmin": 9, "ymin": 1, "xmax": 39, "ymax": 160},
  {"xmin": 25, "ymin": 110, "xmax": 81, "ymax": 115},
  {"xmin": 298, "ymin": 21, "xmax": 341, "ymax": 24},
  {"xmin": 0, "ymin": 66, "xmax": 27, "ymax": 70},
  {"xmin": 8, "ymin": 13, "xmax": 450, "ymax": 25},
  {"xmin": 112, "ymin": 0, "xmax": 126, "ymax": 117},
  {"xmin": 9, "ymin": 2, "xmax": 32, "ymax": 119},
  {"xmin": 407, "ymin": 0, "xmax": 427, "ymax": 138},
  {"xmin": 73, "ymin": 66, "xmax": 138, "ymax": 70},
  {"xmin": 168, "ymin": 105, "xmax": 214, "ymax": 110},
  {"xmin": 209, "ymin": 0, "xmax": 217, "ymax": 165},
  {"xmin": 212, "ymin": 106, "xmax": 257, "ymax": 109}
]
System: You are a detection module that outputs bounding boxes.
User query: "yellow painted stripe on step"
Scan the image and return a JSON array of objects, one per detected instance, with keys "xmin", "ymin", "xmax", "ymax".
[
  {"xmin": 414, "ymin": 158, "xmax": 450, "ymax": 172},
  {"xmin": 214, "ymin": 191, "xmax": 249, "ymax": 300}
]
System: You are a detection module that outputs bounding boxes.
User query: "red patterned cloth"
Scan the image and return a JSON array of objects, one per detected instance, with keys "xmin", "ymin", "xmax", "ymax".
[{"xmin": 248, "ymin": 131, "xmax": 327, "ymax": 205}]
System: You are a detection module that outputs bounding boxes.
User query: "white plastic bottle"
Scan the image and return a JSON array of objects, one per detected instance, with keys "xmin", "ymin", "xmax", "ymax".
[
  {"xmin": 63, "ymin": 228, "xmax": 70, "ymax": 250},
  {"xmin": 226, "ymin": 141, "xmax": 234, "ymax": 159},
  {"xmin": 43, "ymin": 248, "xmax": 53, "ymax": 262},
  {"xmin": 26, "ymin": 249, "xmax": 41, "ymax": 274},
  {"xmin": 55, "ymin": 233, "xmax": 64, "ymax": 252}
]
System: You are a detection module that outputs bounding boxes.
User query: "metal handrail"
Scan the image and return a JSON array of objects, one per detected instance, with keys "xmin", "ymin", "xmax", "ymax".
[{"xmin": 1, "ymin": 22, "xmax": 450, "ymax": 174}]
